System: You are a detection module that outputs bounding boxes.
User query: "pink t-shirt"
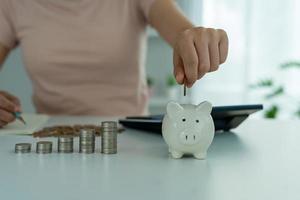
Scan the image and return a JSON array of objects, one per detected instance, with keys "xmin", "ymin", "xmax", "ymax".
[{"xmin": 0, "ymin": 0, "xmax": 156, "ymax": 116}]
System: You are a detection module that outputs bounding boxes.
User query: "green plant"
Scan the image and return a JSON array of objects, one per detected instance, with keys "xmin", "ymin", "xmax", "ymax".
[
  {"xmin": 147, "ymin": 77, "xmax": 154, "ymax": 88},
  {"xmin": 251, "ymin": 61, "xmax": 300, "ymax": 119},
  {"xmin": 166, "ymin": 75, "xmax": 177, "ymax": 87},
  {"xmin": 264, "ymin": 105, "xmax": 279, "ymax": 119}
]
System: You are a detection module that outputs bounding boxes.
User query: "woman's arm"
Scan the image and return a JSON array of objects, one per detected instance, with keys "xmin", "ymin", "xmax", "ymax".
[{"xmin": 148, "ymin": 0, "xmax": 229, "ymax": 87}]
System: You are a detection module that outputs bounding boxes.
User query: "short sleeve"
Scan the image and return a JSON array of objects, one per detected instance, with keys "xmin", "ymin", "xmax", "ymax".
[
  {"xmin": 138, "ymin": 0, "xmax": 157, "ymax": 21},
  {"xmin": 0, "ymin": 0, "xmax": 17, "ymax": 49}
]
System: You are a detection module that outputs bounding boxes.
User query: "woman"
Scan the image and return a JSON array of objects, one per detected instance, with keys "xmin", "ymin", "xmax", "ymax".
[{"xmin": 0, "ymin": 0, "xmax": 228, "ymax": 127}]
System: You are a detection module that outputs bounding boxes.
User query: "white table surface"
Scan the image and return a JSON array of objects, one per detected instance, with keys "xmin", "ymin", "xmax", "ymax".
[{"xmin": 0, "ymin": 117, "xmax": 299, "ymax": 200}]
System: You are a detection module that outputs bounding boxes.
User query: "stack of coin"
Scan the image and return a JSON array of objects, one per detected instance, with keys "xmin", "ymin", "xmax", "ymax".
[
  {"xmin": 101, "ymin": 121, "xmax": 118, "ymax": 154},
  {"xmin": 15, "ymin": 143, "xmax": 31, "ymax": 153},
  {"xmin": 58, "ymin": 136, "xmax": 74, "ymax": 153},
  {"xmin": 79, "ymin": 129, "xmax": 95, "ymax": 154},
  {"xmin": 36, "ymin": 141, "xmax": 52, "ymax": 154}
]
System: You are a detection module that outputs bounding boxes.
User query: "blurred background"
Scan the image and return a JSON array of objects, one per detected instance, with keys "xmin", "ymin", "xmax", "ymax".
[{"xmin": 0, "ymin": 0, "xmax": 299, "ymax": 119}]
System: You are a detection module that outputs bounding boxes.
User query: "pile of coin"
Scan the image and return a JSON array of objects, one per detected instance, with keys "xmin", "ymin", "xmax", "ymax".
[
  {"xmin": 101, "ymin": 121, "xmax": 118, "ymax": 154},
  {"xmin": 15, "ymin": 143, "xmax": 31, "ymax": 153},
  {"xmin": 36, "ymin": 141, "xmax": 53, "ymax": 154},
  {"xmin": 58, "ymin": 136, "xmax": 74, "ymax": 153},
  {"xmin": 79, "ymin": 129, "xmax": 95, "ymax": 154},
  {"xmin": 32, "ymin": 124, "xmax": 125, "ymax": 138}
]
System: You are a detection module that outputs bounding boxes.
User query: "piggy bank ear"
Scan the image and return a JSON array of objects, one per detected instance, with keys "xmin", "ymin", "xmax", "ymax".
[
  {"xmin": 196, "ymin": 101, "xmax": 212, "ymax": 114},
  {"xmin": 166, "ymin": 101, "xmax": 183, "ymax": 118}
]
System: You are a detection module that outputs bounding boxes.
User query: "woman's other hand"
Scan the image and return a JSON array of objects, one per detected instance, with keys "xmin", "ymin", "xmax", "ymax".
[{"xmin": 0, "ymin": 91, "xmax": 21, "ymax": 128}]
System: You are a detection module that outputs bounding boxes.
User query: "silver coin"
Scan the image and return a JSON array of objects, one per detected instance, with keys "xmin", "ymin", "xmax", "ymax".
[
  {"xmin": 79, "ymin": 143, "xmax": 95, "ymax": 146},
  {"xmin": 58, "ymin": 149, "xmax": 73, "ymax": 153},
  {"xmin": 101, "ymin": 137, "xmax": 117, "ymax": 140},
  {"xmin": 101, "ymin": 145, "xmax": 117, "ymax": 148},
  {"xmin": 36, "ymin": 142, "xmax": 52, "ymax": 153},
  {"xmin": 101, "ymin": 143, "xmax": 117, "ymax": 146},
  {"xmin": 102, "ymin": 148, "xmax": 117, "ymax": 151},
  {"xmin": 79, "ymin": 138, "xmax": 95, "ymax": 141},
  {"xmin": 102, "ymin": 134, "xmax": 117, "ymax": 137},
  {"xmin": 58, "ymin": 136, "xmax": 73, "ymax": 143},
  {"xmin": 15, "ymin": 143, "xmax": 31, "ymax": 150},
  {"xmin": 102, "ymin": 129, "xmax": 117, "ymax": 132},
  {"xmin": 15, "ymin": 149, "xmax": 31, "ymax": 153},
  {"xmin": 58, "ymin": 143, "xmax": 73, "ymax": 146},
  {"xmin": 80, "ymin": 129, "xmax": 95, "ymax": 138},
  {"xmin": 79, "ymin": 148, "xmax": 94, "ymax": 152},
  {"xmin": 58, "ymin": 143, "xmax": 74, "ymax": 146},
  {"xmin": 79, "ymin": 146, "xmax": 94, "ymax": 149},
  {"xmin": 58, "ymin": 145, "xmax": 73, "ymax": 148},
  {"xmin": 101, "ymin": 121, "xmax": 117, "ymax": 126},
  {"xmin": 79, "ymin": 140, "xmax": 95, "ymax": 144},
  {"xmin": 79, "ymin": 149, "xmax": 94, "ymax": 154},
  {"xmin": 36, "ymin": 146, "xmax": 52, "ymax": 150},
  {"xmin": 36, "ymin": 150, "xmax": 52, "ymax": 154},
  {"xmin": 101, "ymin": 138, "xmax": 117, "ymax": 141},
  {"xmin": 37, "ymin": 141, "xmax": 52, "ymax": 148},
  {"xmin": 101, "ymin": 150, "xmax": 117, "ymax": 154},
  {"xmin": 58, "ymin": 142, "xmax": 73, "ymax": 145},
  {"xmin": 59, "ymin": 145, "xmax": 73, "ymax": 150},
  {"xmin": 102, "ymin": 131, "xmax": 117, "ymax": 134},
  {"xmin": 102, "ymin": 147, "xmax": 117, "ymax": 150},
  {"xmin": 101, "ymin": 141, "xmax": 117, "ymax": 145},
  {"xmin": 80, "ymin": 145, "xmax": 94, "ymax": 148},
  {"xmin": 102, "ymin": 138, "xmax": 117, "ymax": 141},
  {"xmin": 102, "ymin": 142, "xmax": 116, "ymax": 145}
]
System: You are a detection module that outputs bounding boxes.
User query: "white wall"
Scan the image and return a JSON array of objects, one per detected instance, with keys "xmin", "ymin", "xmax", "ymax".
[{"xmin": 0, "ymin": 48, "xmax": 35, "ymax": 113}]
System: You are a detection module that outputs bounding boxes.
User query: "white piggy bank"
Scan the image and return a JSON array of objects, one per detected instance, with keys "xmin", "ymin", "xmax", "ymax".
[{"xmin": 162, "ymin": 101, "xmax": 215, "ymax": 159}]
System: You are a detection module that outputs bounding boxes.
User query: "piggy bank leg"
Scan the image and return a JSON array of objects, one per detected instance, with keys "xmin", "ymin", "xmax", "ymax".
[
  {"xmin": 194, "ymin": 151, "xmax": 207, "ymax": 160},
  {"xmin": 170, "ymin": 150, "xmax": 183, "ymax": 159}
]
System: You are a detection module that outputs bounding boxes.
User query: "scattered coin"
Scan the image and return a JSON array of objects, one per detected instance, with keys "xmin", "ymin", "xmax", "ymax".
[{"xmin": 33, "ymin": 124, "xmax": 125, "ymax": 138}]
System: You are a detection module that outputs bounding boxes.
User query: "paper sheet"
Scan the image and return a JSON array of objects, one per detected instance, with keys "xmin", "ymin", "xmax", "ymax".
[{"xmin": 0, "ymin": 114, "xmax": 49, "ymax": 135}]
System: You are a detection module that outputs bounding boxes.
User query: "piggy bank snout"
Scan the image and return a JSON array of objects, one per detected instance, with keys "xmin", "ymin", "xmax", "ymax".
[{"xmin": 179, "ymin": 130, "xmax": 201, "ymax": 145}]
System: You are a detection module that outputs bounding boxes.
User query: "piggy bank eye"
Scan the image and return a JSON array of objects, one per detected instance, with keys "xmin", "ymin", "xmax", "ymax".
[
  {"xmin": 182, "ymin": 118, "xmax": 186, "ymax": 122},
  {"xmin": 196, "ymin": 120, "xmax": 199, "ymax": 123}
]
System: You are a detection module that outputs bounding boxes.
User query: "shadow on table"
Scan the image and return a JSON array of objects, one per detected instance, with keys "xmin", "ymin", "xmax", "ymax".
[
  {"xmin": 124, "ymin": 129, "xmax": 251, "ymax": 160},
  {"xmin": 209, "ymin": 131, "xmax": 250, "ymax": 159}
]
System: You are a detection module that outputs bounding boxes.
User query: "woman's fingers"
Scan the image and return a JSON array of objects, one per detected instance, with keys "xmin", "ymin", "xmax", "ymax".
[
  {"xmin": 218, "ymin": 29, "xmax": 229, "ymax": 64},
  {"xmin": 207, "ymin": 29, "xmax": 220, "ymax": 72},
  {"xmin": 0, "ymin": 92, "xmax": 19, "ymax": 127},
  {"xmin": 0, "ymin": 91, "xmax": 21, "ymax": 111},
  {"xmin": 0, "ymin": 95, "xmax": 16, "ymax": 112},
  {"xmin": 173, "ymin": 51, "xmax": 185, "ymax": 84},
  {"xmin": 175, "ymin": 30, "xmax": 198, "ymax": 87},
  {"xmin": 0, "ymin": 120, "xmax": 8, "ymax": 127},
  {"xmin": 0, "ymin": 109, "xmax": 15, "ymax": 123},
  {"xmin": 194, "ymin": 40, "xmax": 210, "ymax": 79},
  {"xmin": 173, "ymin": 27, "xmax": 229, "ymax": 87}
]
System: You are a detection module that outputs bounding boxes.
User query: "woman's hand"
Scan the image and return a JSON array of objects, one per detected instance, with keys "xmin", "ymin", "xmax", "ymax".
[
  {"xmin": 173, "ymin": 27, "xmax": 229, "ymax": 87},
  {"xmin": 0, "ymin": 91, "xmax": 21, "ymax": 128}
]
